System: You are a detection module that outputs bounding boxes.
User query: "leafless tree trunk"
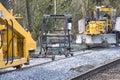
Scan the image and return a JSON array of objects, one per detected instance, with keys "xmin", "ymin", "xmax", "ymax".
[{"xmin": 26, "ymin": 0, "xmax": 32, "ymax": 32}]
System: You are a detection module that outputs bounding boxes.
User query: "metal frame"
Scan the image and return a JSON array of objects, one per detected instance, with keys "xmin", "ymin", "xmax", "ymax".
[{"xmin": 39, "ymin": 14, "xmax": 73, "ymax": 60}]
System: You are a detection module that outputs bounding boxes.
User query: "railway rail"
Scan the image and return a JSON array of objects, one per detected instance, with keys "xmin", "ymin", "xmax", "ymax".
[
  {"xmin": 0, "ymin": 46, "xmax": 120, "ymax": 80},
  {"xmin": 0, "ymin": 46, "xmax": 117, "ymax": 75},
  {"xmin": 0, "ymin": 48, "xmax": 92, "ymax": 74},
  {"xmin": 70, "ymin": 55, "xmax": 120, "ymax": 80}
]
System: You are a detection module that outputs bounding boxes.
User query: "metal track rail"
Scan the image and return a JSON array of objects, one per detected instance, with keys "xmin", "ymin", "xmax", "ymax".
[
  {"xmin": 0, "ymin": 49, "xmax": 92, "ymax": 74},
  {"xmin": 71, "ymin": 57, "xmax": 120, "ymax": 80},
  {"xmin": 0, "ymin": 47, "xmax": 116, "ymax": 75}
]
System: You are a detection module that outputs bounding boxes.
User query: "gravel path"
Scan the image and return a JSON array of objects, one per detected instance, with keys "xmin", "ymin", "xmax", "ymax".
[{"xmin": 0, "ymin": 47, "xmax": 120, "ymax": 80}]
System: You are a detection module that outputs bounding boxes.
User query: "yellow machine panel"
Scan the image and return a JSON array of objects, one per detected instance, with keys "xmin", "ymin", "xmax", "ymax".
[
  {"xmin": 0, "ymin": 3, "xmax": 36, "ymax": 69},
  {"xmin": 85, "ymin": 21, "xmax": 105, "ymax": 35}
]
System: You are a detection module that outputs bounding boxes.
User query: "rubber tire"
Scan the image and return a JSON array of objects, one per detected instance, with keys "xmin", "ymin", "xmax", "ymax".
[
  {"xmin": 24, "ymin": 62, "xmax": 29, "ymax": 65},
  {"xmin": 102, "ymin": 41, "xmax": 109, "ymax": 48},
  {"xmin": 15, "ymin": 65, "xmax": 22, "ymax": 69},
  {"xmin": 52, "ymin": 56, "xmax": 55, "ymax": 61},
  {"xmin": 65, "ymin": 53, "xmax": 69, "ymax": 57},
  {"xmin": 86, "ymin": 45, "xmax": 91, "ymax": 49},
  {"xmin": 70, "ymin": 53, "xmax": 74, "ymax": 56},
  {"xmin": 24, "ymin": 57, "xmax": 30, "ymax": 65}
]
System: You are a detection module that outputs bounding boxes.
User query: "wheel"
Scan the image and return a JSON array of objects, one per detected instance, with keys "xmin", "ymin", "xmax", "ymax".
[
  {"xmin": 24, "ymin": 61, "xmax": 29, "ymax": 65},
  {"xmin": 58, "ymin": 51, "xmax": 62, "ymax": 55},
  {"xmin": 39, "ymin": 51, "xmax": 41, "ymax": 55},
  {"xmin": 102, "ymin": 41, "xmax": 109, "ymax": 48},
  {"xmin": 70, "ymin": 53, "xmax": 74, "ymax": 56},
  {"xmin": 86, "ymin": 45, "xmax": 91, "ymax": 49},
  {"xmin": 65, "ymin": 53, "xmax": 69, "ymax": 57},
  {"xmin": 115, "ymin": 43, "xmax": 119, "ymax": 47},
  {"xmin": 52, "ymin": 56, "xmax": 55, "ymax": 61},
  {"xmin": 15, "ymin": 65, "xmax": 22, "ymax": 69},
  {"xmin": 29, "ymin": 51, "xmax": 35, "ymax": 58},
  {"xmin": 24, "ymin": 57, "xmax": 30, "ymax": 65}
]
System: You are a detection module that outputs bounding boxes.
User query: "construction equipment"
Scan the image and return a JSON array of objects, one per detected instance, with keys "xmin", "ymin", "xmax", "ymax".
[
  {"xmin": 0, "ymin": 3, "xmax": 36, "ymax": 69},
  {"xmin": 39, "ymin": 14, "xmax": 73, "ymax": 60},
  {"xmin": 76, "ymin": 5, "xmax": 120, "ymax": 47}
]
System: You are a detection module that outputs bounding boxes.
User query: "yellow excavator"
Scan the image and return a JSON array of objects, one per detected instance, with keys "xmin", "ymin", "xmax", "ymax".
[
  {"xmin": 0, "ymin": 3, "xmax": 36, "ymax": 69},
  {"xmin": 76, "ymin": 5, "xmax": 120, "ymax": 48}
]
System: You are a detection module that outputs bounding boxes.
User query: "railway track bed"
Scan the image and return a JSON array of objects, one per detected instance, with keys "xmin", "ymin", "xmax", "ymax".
[
  {"xmin": 0, "ymin": 47, "xmax": 120, "ymax": 80},
  {"xmin": 88, "ymin": 61, "xmax": 120, "ymax": 80},
  {"xmin": 0, "ymin": 49, "xmax": 92, "ymax": 74},
  {"xmin": 69, "ymin": 57, "xmax": 120, "ymax": 80}
]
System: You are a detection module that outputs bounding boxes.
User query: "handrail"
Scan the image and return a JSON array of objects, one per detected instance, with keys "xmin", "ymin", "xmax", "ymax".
[
  {"xmin": 5, "ymin": 19, "xmax": 9, "ymax": 65},
  {"xmin": 10, "ymin": 19, "xmax": 14, "ymax": 64}
]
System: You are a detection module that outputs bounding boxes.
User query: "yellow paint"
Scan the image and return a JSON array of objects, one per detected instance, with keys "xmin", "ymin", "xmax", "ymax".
[
  {"xmin": 0, "ymin": 3, "xmax": 36, "ymax": 69},
  {"xmin": 85, "ymin": 21, "xmax": 105, "ymax": 35},
  {"xmin": 85, "ymin": 6, "xmax": 114, "ymax": 35},
  {"xmin": 100, "ymin": 7, "xmax": 113, "ymax": 12},
  {"xmin": 0, "ymin": 25, "xmax": 5, "ymax": 30},
  {"xmin": 0, "ymin": 58, "xmax": 27, "ymax": 68}
]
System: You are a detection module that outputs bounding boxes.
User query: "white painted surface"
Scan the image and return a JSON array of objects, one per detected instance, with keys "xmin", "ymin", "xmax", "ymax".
[
  {"xmin": 76, "ymin": 34, "xmax": 116, "ymax": 44},
  {"xmin": 78, "ymin": 19, "xmax": 85, "ymax": 34},
  {"xmin": 67, "ymin": 23, "xmax": 72, "ymax": 30},
  {"xmin": 76, "ymin": 34, "xmax": 83, "ymax": 44},
  {"xmin": 114, "ymin": 17, "xmax": 120, "ymax": 31}
]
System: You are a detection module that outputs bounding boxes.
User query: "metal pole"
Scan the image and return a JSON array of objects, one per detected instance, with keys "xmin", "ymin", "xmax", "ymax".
[
  {"xmin": 54, "ymin": 0, "xmax": 56, "ymax": 28},
  {"xmin": 54, "ymin": 0, "xmax": 56, "ymax": 15}
]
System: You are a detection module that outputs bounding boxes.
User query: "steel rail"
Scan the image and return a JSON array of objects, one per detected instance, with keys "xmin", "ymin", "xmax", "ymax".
[
  {"xmin": 0, "ymin": 47, "xmax": 116, "ymax": 75},
  {"xmin": 0, "ymin": 48, "xmax": 94, "ymax": 74},
  {"xmin": 70, "ymin": 57, "xmax": 120, "ymax": 80}
]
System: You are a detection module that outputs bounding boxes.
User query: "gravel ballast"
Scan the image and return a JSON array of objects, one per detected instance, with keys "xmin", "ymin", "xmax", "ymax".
[{"xmin": 0, "ymin": 47, "xmax": 120, "ymax": 80}]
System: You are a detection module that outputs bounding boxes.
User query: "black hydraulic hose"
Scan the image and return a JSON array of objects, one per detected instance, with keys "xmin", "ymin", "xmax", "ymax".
[
  {"xmin": 5, "ymin": 19, "xmax": 9, "ymax": 65},
  {"xmin": 4, "ymin": 33, "xmax": 15, "ymax": 61},
  {"xmin": 10, "ymin": 19, "xmax": 14, "ymax": 64},
  {"xmin": 7, "ymin": 35, "xmax": 15, "ymax": 49},
  {"xmin": 0, "ymin": 31, "xmax": 3, "ymax": 49}
]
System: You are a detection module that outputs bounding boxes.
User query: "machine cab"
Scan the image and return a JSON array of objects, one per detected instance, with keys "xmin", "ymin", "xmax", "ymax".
[{"xmin": 94, "ymin": 6, "xmax": 116, "ymax": 22}]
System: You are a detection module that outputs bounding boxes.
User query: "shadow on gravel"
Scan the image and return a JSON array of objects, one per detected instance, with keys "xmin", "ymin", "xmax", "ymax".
[{"xmin": 70, "ymin": 64, "xmax": 95, "ymax": 73}]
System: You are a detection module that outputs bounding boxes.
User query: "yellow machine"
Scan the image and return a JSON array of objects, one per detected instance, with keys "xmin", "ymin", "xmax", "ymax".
[
  {"xmin": 84, "ymin": 6, "xmax": 114, "ymax": 35},
  {"xmin": 76, "ymin": 5, "xmax": 118, "ymax": 47},
  {"xmin": 0, "ymin": 3, "xmax": 36, "ymax": 69}
]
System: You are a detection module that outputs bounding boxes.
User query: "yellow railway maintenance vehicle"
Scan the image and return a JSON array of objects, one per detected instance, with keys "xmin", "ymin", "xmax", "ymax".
[
  {"xmin": 0, "ymin": 3, "xmax": 36, "ymax": 69},
  {"xmin": 76, "ymin": 5, "xmax": 120, "ymax": 48}
]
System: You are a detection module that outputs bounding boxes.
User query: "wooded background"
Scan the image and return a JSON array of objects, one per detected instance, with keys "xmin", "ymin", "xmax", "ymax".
[{"xmin": 1, "ymin": 0, "xmax": 120, "ymax": 40}]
